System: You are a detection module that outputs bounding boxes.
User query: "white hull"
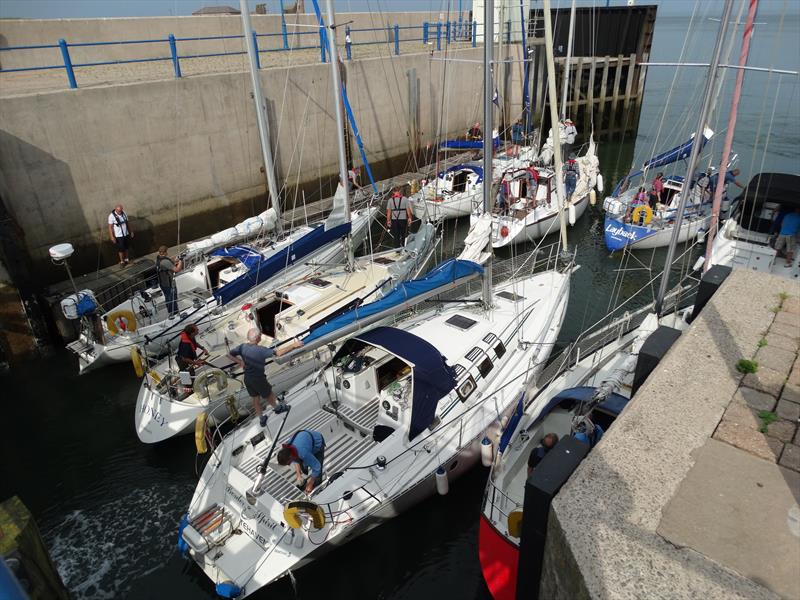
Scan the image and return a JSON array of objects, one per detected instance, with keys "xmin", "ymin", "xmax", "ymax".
[
  {"xmin": 182, "ymin": 267, "xmax": 572, "ymax": 597},
  {"xmin": 412, "ymin": 188, "xmax": 481, "ymax": 220},
  {"xmin": 628, "ymin": 215, "xmax": 709, "ymax": 250},
  {"xmin": 484, "ymin": 196, "xmax": 589, "ymax": 249},
  {"xmin": 710, "ymin": 218, "xmax": 800, "ymax": 279}
]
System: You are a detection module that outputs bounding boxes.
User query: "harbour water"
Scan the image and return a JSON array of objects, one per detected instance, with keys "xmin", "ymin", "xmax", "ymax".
[{"xmin": 1, "ymin": 6, "xmax": 798, "ymax": 600}]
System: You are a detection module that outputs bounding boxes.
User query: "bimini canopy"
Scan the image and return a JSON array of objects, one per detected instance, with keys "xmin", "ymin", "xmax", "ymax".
[
  {"xmin": 734, "ymin": 173, "xmax": 800, "ymax": 210},
  {"xmin": 212, "ymin": 221, "xmax": 351, "ymax": 306},
  {"xmin": 437, "ymin": 163, "xmax": 484, "ymax": 184},
  {"xmin": 354, "ymin": 327, "xmax": 457, "ymax": 440},
  {"xmin": 303, "ymin": 259, "xmax": 483, "ymax": 345}
]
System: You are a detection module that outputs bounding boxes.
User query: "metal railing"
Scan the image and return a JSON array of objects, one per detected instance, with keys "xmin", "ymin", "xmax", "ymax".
[{"xmin": 0, "ymin": 19, "xmax": 513, "ymax": 91}]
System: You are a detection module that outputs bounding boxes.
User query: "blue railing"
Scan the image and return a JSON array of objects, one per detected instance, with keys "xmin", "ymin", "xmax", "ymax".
[{"xmin": 0, "ymin": 19, "xmax": 506, "ymax": 90}]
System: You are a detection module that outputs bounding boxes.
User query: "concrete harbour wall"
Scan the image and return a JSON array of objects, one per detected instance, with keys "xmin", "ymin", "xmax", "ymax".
[{"xmin": 0, "ymin": 45, "xmax": 521, "ymax": 281}]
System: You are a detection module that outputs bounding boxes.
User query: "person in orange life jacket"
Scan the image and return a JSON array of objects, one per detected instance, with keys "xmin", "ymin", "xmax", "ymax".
[
  {"xmin": 496, "ymin": 174, "xmax": 513, "ymax": 215},
  {"xmin": 108, "ymin": 204, "xmax": 134, "ymax": 267},
  {"xmin": 525, "ymin": 162, "xmax": 539, "ymax": 208},
  {"xmin": 227, "ymin": 328, "xmax": 302, "ymax": 427},
  {"xmin": 175, "ymin": 324, "xmax": 208, "ymax": 375},
  {"xmin": 386, "ymin": 186, "xmax": 413, "ymax": 248},
  {"xmin": 276, "ymin": 430, "xmax": 326, "ymax": 494},
  {"xmin": 563, "ymin": 153, "xmax": 580, "ymax": 201}
]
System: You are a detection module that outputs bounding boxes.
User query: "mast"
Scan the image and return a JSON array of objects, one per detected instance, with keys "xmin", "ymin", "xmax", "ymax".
[
  {"xmin": 560, "ymin": 0, "xmax": 577, "ymax": 121},
  {"xmin": 240, "ymin": 0, "xmax": 282, "ymax": 233},
  {"xmin": 655, "ymin": 0, "xmax": 734, "ymax": 315},
  {"xmin": 542, "ymin": 0, "xmax": 569, "ymax": 250},
  {"xmin": 481, "ymin": 0, "xmax": 495, "ymax": 307},
  {"xmin": 324, "ymin": 0, "xmax": 354, "ymax": 267},
  {"xmin": 704, "ymin": 0, "xmax": 759, "ymax": 271}
]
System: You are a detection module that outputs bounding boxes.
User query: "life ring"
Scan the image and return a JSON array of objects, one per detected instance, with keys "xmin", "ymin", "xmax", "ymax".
[
  {"xmin": 507, "ymin": 510, "xmax": 523, "ymax": 538},
  {"xmin": 193, "ymin": 369, "xmax": 228, "ymax": 398},
  {"xmin": 283, "ymin": 501, "xmax": 326, "ymax": 530},
  {"xmin": 631, "ymin": 205, "xmax": 653, "ymax": 226},
  {"xmin": 131, "ymin": 346, "xmax": 145, "ymax": 378},
  {"xmin": 106, "ymin": 310, "xmax": 137, "ymax": 335},
  {"xmin": 195, "ymin": 412, "xmax": 208, "ymax": 454}
]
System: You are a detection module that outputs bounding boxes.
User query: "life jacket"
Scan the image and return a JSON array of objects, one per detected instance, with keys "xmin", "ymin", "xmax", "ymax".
[
  {"xmin": 179, "ymin": 331, "xmax": 197, "ymax": 354},
  {"xmin": 110, "ymin": 210, "xmax": 129, "ymax": 236},
  {"xmin": 389, "ymin": 193, "xmax": 406, "ymax": 221}
]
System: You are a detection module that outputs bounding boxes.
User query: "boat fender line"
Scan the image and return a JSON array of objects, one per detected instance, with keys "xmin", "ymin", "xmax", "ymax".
[
  {"xmin": 568, "ymin": 203, "xmax": 577, "ymax": 226},
  {"xmin": 507, "ymin": 510, "xmax": 523, "ymax": 538},
  {"xmin": 283, "ymin": 501, "xmax": 326, "ymax": 530},
  {"xmin": 106, "ymin": 310, "xmax": 137, "ymax": 335},
  {"xmin": 481, "ymin": 437, "xmax": 494, "ymax": 467},
  {"xmin": 589, "ymin": 189, "xmax": 597, "ymax": 206},
  {"xmin": 193, "ymin": 369, "xmax": 228, "ymax": 399},
  {"xmin": 215, "ymin": 581, "xmax": 243, "ymax": 598},
  {"xmin": 631, "ymin": 205, "xmax": 653, "ymax": 226},
  {"xmin": 176, "ymin": 514, "xmax": 190, "ymax": 556},
  {"xmin": 435, "ymin": 466, "xmax": 449, "ymax": 496},
  {"xmin": 131, "ymin": 346, "xmax": 145, "ymax": 378},
  {"xmin": 195, "ymin": 413, "xmax": 208, "ymax": 454},
  {"xmin": 596, "ymin": 173, "xmax": 604, "ymax": 193}
]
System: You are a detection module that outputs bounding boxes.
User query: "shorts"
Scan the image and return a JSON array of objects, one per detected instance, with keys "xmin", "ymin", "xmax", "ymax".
[
  {"xmin": 115, "ymin": 236, "xmax": 130, "ymax": 251},
  {"xmin": 774, "ymin": 234, "xmax": 796, "ymax": 254},
  {"xmin": 244, "ymin": 375, "xmax": 272, "ymax": 399}
]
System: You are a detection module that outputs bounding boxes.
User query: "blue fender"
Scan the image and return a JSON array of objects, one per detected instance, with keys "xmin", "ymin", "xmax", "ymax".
[
  {"xmin": 176, "ymin": 514, "xmax": 189, "ymax": 556},
  {"xmin": 216, "ymin": 581, "xmax": 243, "ymax": 598}
]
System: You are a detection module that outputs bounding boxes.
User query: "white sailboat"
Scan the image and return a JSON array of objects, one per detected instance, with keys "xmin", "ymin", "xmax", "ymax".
[
  {"xmin": 177, "ymin": 1, "xmax": 574, "ymax": 596},
  {"xmin": 477, "ymin": 3, "xmax": 740, "ymax": 597}
]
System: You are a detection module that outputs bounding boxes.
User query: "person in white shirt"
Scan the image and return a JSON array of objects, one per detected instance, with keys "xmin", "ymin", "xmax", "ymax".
[
  {"xmin": 348, "ymin": 166, "xmax": 362, "ymax": 189},
  {"xmin": 108, "ymin": 204, "xmax": 133, "ymax": 267}
]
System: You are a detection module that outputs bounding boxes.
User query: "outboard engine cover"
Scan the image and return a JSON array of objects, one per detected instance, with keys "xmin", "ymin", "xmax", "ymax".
[{"xmin": 631, "ymin": 326, "xmax": 682, "ymax": 397}]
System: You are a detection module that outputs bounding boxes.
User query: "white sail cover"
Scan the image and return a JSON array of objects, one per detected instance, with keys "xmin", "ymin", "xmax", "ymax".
[
  {"xmin": 325, "ymin": 183, "xmax": 349, "ymax": 230},
  {"xmin": 458, "ymin": 213, "xmax": 493, "ymax": 264}
]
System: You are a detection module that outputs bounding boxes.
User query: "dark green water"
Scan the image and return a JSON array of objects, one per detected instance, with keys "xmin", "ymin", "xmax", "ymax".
[{"xmin": 2, "ymin": 6, "xmax": 798, "ymax": 599}]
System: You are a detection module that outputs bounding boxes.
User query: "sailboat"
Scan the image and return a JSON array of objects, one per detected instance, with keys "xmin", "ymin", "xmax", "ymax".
[
  {"xmin": 474, "ymin": 0, "xmax": 600, "ymax": 249},
  {"xmin": 177, "ymin": 1, "xmax": 573, "ymax": 596},
  {"xmin": 62, "ymin": 3, "xmax": 381, "ymax": 375},
  {"xmin": 477, "ymin": 2, "xmax": 740, "ymax": 597}
]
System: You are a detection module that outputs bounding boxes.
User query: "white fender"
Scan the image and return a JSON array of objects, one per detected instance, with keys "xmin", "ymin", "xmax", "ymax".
[
  {"xmin": 568, "ymin": 203, "xmax": 577, "ymax": 226},
  {"xmin": 435, "ymin": 466, "xmax": 449, "ymax": 495},
  {"xmin": 589, "ymin": 189, "xmax": 597, "ymax": 206},
  {"xmin": 481, "ymin": 437, "xmax": 494, "ymax": 467},
  {"xmin": 596, "ymin": 173, "xmax": 604, "ymax": 193}
]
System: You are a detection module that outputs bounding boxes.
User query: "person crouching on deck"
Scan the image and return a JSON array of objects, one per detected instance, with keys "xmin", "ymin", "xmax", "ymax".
[{"xmin": 277, "ymin": 430, "xmax": 326, "ymax": 494}]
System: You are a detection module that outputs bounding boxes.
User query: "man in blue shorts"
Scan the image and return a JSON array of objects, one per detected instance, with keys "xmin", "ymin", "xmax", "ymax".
[
  {"xmin": 775, "ymin": 207, "xmax": 800, "ymax": 267},
  {"xmin": 228, "ymin": 328, "xmax": 302, "ymax": 426}
]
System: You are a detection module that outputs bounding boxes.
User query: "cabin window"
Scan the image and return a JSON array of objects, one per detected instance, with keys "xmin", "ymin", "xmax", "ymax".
[
  {"xmin": 452, "ymin": 364, "xmax": 466, "ymax": 379},
  {"xmin": 256, "ymin": 299, "xmax": 292, "ymax": 338},
  {"xmin": 497, "ymin": 291, "xmax": 524, "ymax": 302},
  {"xmin": 446, "ymin": 314, "xmax": 477, "ymax": 330},
  {"xmin": 478, "ymin": 358, "xmax": 494, "ymax": 379},
  {"xmin": 308, "ymin": 278, "xmax": 332, "ymax": 288},
  {"xmin": 483, "ymin": 333, "xmax": 498, "ymax": 345},
  {"xmin": 494, "ymin": 342, "xmax": 506, "ymax": 359},
  {"xmin": 457, "ymin": 375, "xmax": 477, "ymax": 402}
]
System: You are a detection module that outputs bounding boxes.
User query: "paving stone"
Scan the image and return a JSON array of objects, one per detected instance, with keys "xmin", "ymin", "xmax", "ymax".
[
  {"xmin": 713, "ymin": 421, "xmax": 782, "ymax": 462},
  {"xmin": 782, "ymin": 295, "xmax": 800, "ymax": 315},
  {"xmin": 742, "ymin": 367, "xmax": 787, "ymax": 397},
  {"xmin": 764, "ymin": 331, "xmax": 799, "ymax": 352},
  {"xmin": 765, "ymin": 418, "xmax": 797, "ymax": 443},
  {"xmin": 776, "ymin": 399, "xmax": 800, "ymax": 422},
  {"xmin": 795, "ymin": 428, "xmax": 800, "ymax": 445},
  {"xmin": 755, "ymin": 345, "xmax": 796, "ymax": 374},
  {"xmin": 722, "ymin": 401, "xmax": 761, "ymax": 430},
  {"xmin": 779, "ymin": 443, "xmax": 800, "ymax": 472},
  {"xmin": 782, "ymin": 382, "xmax": 800, "ymax": 405},
  {"xmin": 788, "ymin": 361, "xmax": 800, "ymax": 386},
  {"xmin": 734, "ymin": 386, "xmax": 777, "ymax": 412},
  {"xmin": 773, "ymin": 309, "xmax": 799, "ymax": 328}
]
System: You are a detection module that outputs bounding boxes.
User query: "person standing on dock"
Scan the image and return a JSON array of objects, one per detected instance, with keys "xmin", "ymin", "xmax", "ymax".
[
  {"xmin": 156, "ymin": 246, "xmax": 182, "ymax": 317},
  {"xmin": 277, "ymin": 429, "xmax": 326, "ymax": 494},
  {"xmin": 227, "ymin": 328, "xmax": 301, "ymax": 427},
  {"xmin": 386, "ymin": 187, "xmax": 413, "ymax": 248},
  {"xmin": 108, "ymin": 205, "xmax": 133, "ymax": 267}
]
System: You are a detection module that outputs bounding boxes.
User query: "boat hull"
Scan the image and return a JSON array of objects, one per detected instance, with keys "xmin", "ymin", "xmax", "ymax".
[
  {"xmin": 488, "ymin": 196, "xmax": 589, "ymax": 248},
  {"xmin": 479, "ymin": 514, "xmax": 520, "ymax": 600},
  {"xmin": 603, "ymin": 214, "xmax": 709, "ymax": 251},
  {"xmin": 411, "ymin": 189, "xmax": 480, "ymax": 220}
]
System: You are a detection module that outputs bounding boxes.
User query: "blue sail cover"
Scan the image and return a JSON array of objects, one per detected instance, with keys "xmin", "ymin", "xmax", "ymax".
[
  {"xmin": 212, "ymin": 222, "xmax": 351, "ymax": 305},
  {"xmin": 354, "ymin": 326, "xmax": 457, "ymax": 440},
  {"xmin": 439, "ymin": 136, "xmax": 501, "ymax": 150},
  {"xmin": 498, "ymin": 393, "xmax": 524, "ymax": 453},
  {"xmin": 210, "ymin": 245, "xmax": 264, "ymax": 270},
  {"xmin": 611, "ymin": 132, "xmax": 711, "ymax": 196},
  {"xmin": 303, "ymin": 259, "xmax": 483, "ymax": 345}
]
